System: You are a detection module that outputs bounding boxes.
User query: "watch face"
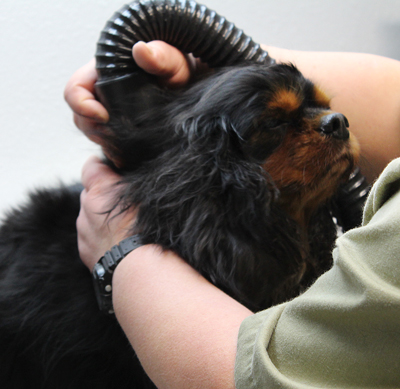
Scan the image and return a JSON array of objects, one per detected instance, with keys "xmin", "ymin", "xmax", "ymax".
[
  {"xmin": 92, "ymin": 262, "xmax": 113, "ymax": 314},
  {"xmin": 93, "ymin": 262, "xmax": 106, "ymax": 278}
]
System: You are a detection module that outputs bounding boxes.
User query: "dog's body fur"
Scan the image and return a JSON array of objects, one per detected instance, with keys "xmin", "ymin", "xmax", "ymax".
[{"xmin": 0, "ymin": 63, "xmax": 358, "ymax": 388}]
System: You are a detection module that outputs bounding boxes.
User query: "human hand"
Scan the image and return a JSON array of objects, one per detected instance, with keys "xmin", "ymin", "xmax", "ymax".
[
  {"xmin": 64, "ymin": 59, "xmax": 109, "ymax": 137},
  {"xmin": 132, "ymin": 40, "xmax": 199, "ymax": 88},
  {"xmin": 77, "ymin": 155, "xmax": 137, "ymax": 270},
  {"xmin": 64, "ymin": 41, "xmax": 199, "ymax": 137}
]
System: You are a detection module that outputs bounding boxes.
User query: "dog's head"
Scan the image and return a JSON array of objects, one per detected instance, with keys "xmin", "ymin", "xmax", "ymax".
[
  {"xmin": 127, "ymin": 63, "xmax": 358, "ymax": 226},
  {"xmin": 93, "ymin": 63, "xmax": 360, "ymax": 309},
  {"xmin": 222, "ymin": 64, "xmax": 360, "ymax": 227}
]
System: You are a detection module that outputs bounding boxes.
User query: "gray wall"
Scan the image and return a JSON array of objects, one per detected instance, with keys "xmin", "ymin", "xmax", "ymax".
[{"xmin": 1, "ymin": 0, "xmax": 399, "ymax": 215}]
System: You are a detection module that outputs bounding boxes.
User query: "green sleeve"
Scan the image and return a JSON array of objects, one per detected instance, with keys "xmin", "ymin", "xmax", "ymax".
[{"xmin": 235, "ymin": 158, "xmax": 400, "ymax": 388}]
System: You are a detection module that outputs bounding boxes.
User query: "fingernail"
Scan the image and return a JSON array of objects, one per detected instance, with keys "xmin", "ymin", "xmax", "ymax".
[
  {"xmin": 135, "ymin": 41, "xmax": 154, "ymax": 56},
  {"xmin": 95, "ymin": 111, "xmax": 109, "ymax": 124}
]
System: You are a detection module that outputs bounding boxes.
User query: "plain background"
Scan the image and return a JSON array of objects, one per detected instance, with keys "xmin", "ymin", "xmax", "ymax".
[{"xmin": 1, "ymin": 0, "xmax": 399, "ymax": 216}]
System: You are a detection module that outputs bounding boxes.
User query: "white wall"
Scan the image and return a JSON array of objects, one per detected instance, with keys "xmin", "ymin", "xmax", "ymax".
[{"xmin": 1, "ymin": 0, "xmax": 399, "ymax": 215}]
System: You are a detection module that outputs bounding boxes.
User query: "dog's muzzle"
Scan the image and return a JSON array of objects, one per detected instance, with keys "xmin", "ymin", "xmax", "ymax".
[{"xmin": 319, "ymin": 113, "xmax": 350, "ymax": 140}]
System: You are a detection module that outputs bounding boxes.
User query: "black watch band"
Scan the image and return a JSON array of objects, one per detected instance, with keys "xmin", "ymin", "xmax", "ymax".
[{"xmin": 92, "ymin": 234, "xmax": 144, "ymax": 315}]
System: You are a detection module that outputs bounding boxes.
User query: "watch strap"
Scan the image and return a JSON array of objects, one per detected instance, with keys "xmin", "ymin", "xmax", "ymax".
[
  {"xmin": 103, "ymin": 235, "xmax": 144, "ymax": 272},
  {"xmin": 93, "ymin": 234, "xmax": 144, "ymax": 315}
]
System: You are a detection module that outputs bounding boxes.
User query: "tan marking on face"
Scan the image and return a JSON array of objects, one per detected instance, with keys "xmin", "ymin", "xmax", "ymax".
[
  {"xmin": 269, "ymin": 89, "xmax": 302, "ymax": 113},
  {"xmin": 262, "ymin": 124, "xmax": 359, "ymax": 227},
  {"xmin": 313, "ymin": 86, "xmax": 331, "ymax": 108}
]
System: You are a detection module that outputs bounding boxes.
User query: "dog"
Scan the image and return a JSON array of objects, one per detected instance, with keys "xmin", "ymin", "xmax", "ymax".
[{"xmin": 0, "ymin": 62, "xmax": 359, "ymax": 388}]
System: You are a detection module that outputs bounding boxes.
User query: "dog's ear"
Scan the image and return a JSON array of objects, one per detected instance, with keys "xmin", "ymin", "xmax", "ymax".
[{"xmin": 181, "ymin": 114, "xmax": 243, "ymax": 152}]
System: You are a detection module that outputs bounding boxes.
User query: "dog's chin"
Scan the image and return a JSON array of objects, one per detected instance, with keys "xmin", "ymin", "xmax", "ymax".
[
  {"xmin": 330, "ymin": 131, "xmax": 361, "ymax": 186},
  {"xmin": 266, "ymin": 131, "xmax": 360, "ymax": 228}
]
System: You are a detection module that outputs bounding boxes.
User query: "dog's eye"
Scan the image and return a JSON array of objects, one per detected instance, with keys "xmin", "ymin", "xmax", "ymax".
[
  {"xmin": 244, "ymin": 122, "xmax": 288, "ymax": 161},
  {"xmin": 268, "ymin": 122, "xmax": 289, "ymax": 132}
]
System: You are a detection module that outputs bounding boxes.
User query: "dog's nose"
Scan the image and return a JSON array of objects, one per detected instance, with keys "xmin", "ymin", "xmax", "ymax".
[{"xmin": 319, "ymin": 113, "xmax": 349, "ymax": 140}]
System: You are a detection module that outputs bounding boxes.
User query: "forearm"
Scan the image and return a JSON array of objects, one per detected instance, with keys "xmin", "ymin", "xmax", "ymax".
[
  {"xmin": 264, "ymin": 46, "xmax": 400, "ymax": 181},
  {"xmin": 112, "ymin": 245, "xmax": 253, "ymax": 389}
]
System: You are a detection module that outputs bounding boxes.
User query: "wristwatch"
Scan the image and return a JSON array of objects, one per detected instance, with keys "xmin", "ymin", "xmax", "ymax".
[{"xmin": 92, "ymin": 234, "xmax": 144, "ymax": 315}]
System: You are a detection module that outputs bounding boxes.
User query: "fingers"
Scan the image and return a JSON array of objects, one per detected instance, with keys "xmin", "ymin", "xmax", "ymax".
[
  {"xmin": 73, "ymin": 113, "xmax": 106, "ymax": 138},
  {"xmin": 81, "ymin": 155, "xmax": 120, "ymax": 192},
  {"xmin": 78, "ymin": 156, "xmax": 139, "ymax": 270},
  {"xmin": 78, "ymin": 156, "xmax": 126, "ymax": 269},
  {"xmin": 65, "ymin": 43, "xmax": 193, "ymax": 137},
  {"xmin": 64, "ymin": 59, "xmax": 109, "ymax": 124},
  {"xmin": 133, "ymin": 41, "xmax": 195, "ymax": 87},
  {"xmin": 65, "ymin": 42, "xmax": 199, "ymax": 137},
  {"xmin": 77, "ymin": 192, "xmax": 112, "ymax": 270}
]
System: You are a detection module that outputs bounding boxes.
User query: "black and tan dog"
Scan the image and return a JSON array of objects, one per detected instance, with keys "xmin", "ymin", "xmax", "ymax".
[{"xmin": 0, "ymin": 63, "xmax": 359, "ymax": 388}]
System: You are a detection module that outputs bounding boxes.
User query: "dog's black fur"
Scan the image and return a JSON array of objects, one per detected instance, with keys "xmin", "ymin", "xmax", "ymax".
[{"xmin": 0, "ymin": 63, "xmax": 358, "ymax": 388}]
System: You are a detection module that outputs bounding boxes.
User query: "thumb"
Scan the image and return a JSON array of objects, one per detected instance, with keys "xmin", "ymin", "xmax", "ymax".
[{"xmin": 132, "ymin": 41, "xmax": 194, "ymax": 87}]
